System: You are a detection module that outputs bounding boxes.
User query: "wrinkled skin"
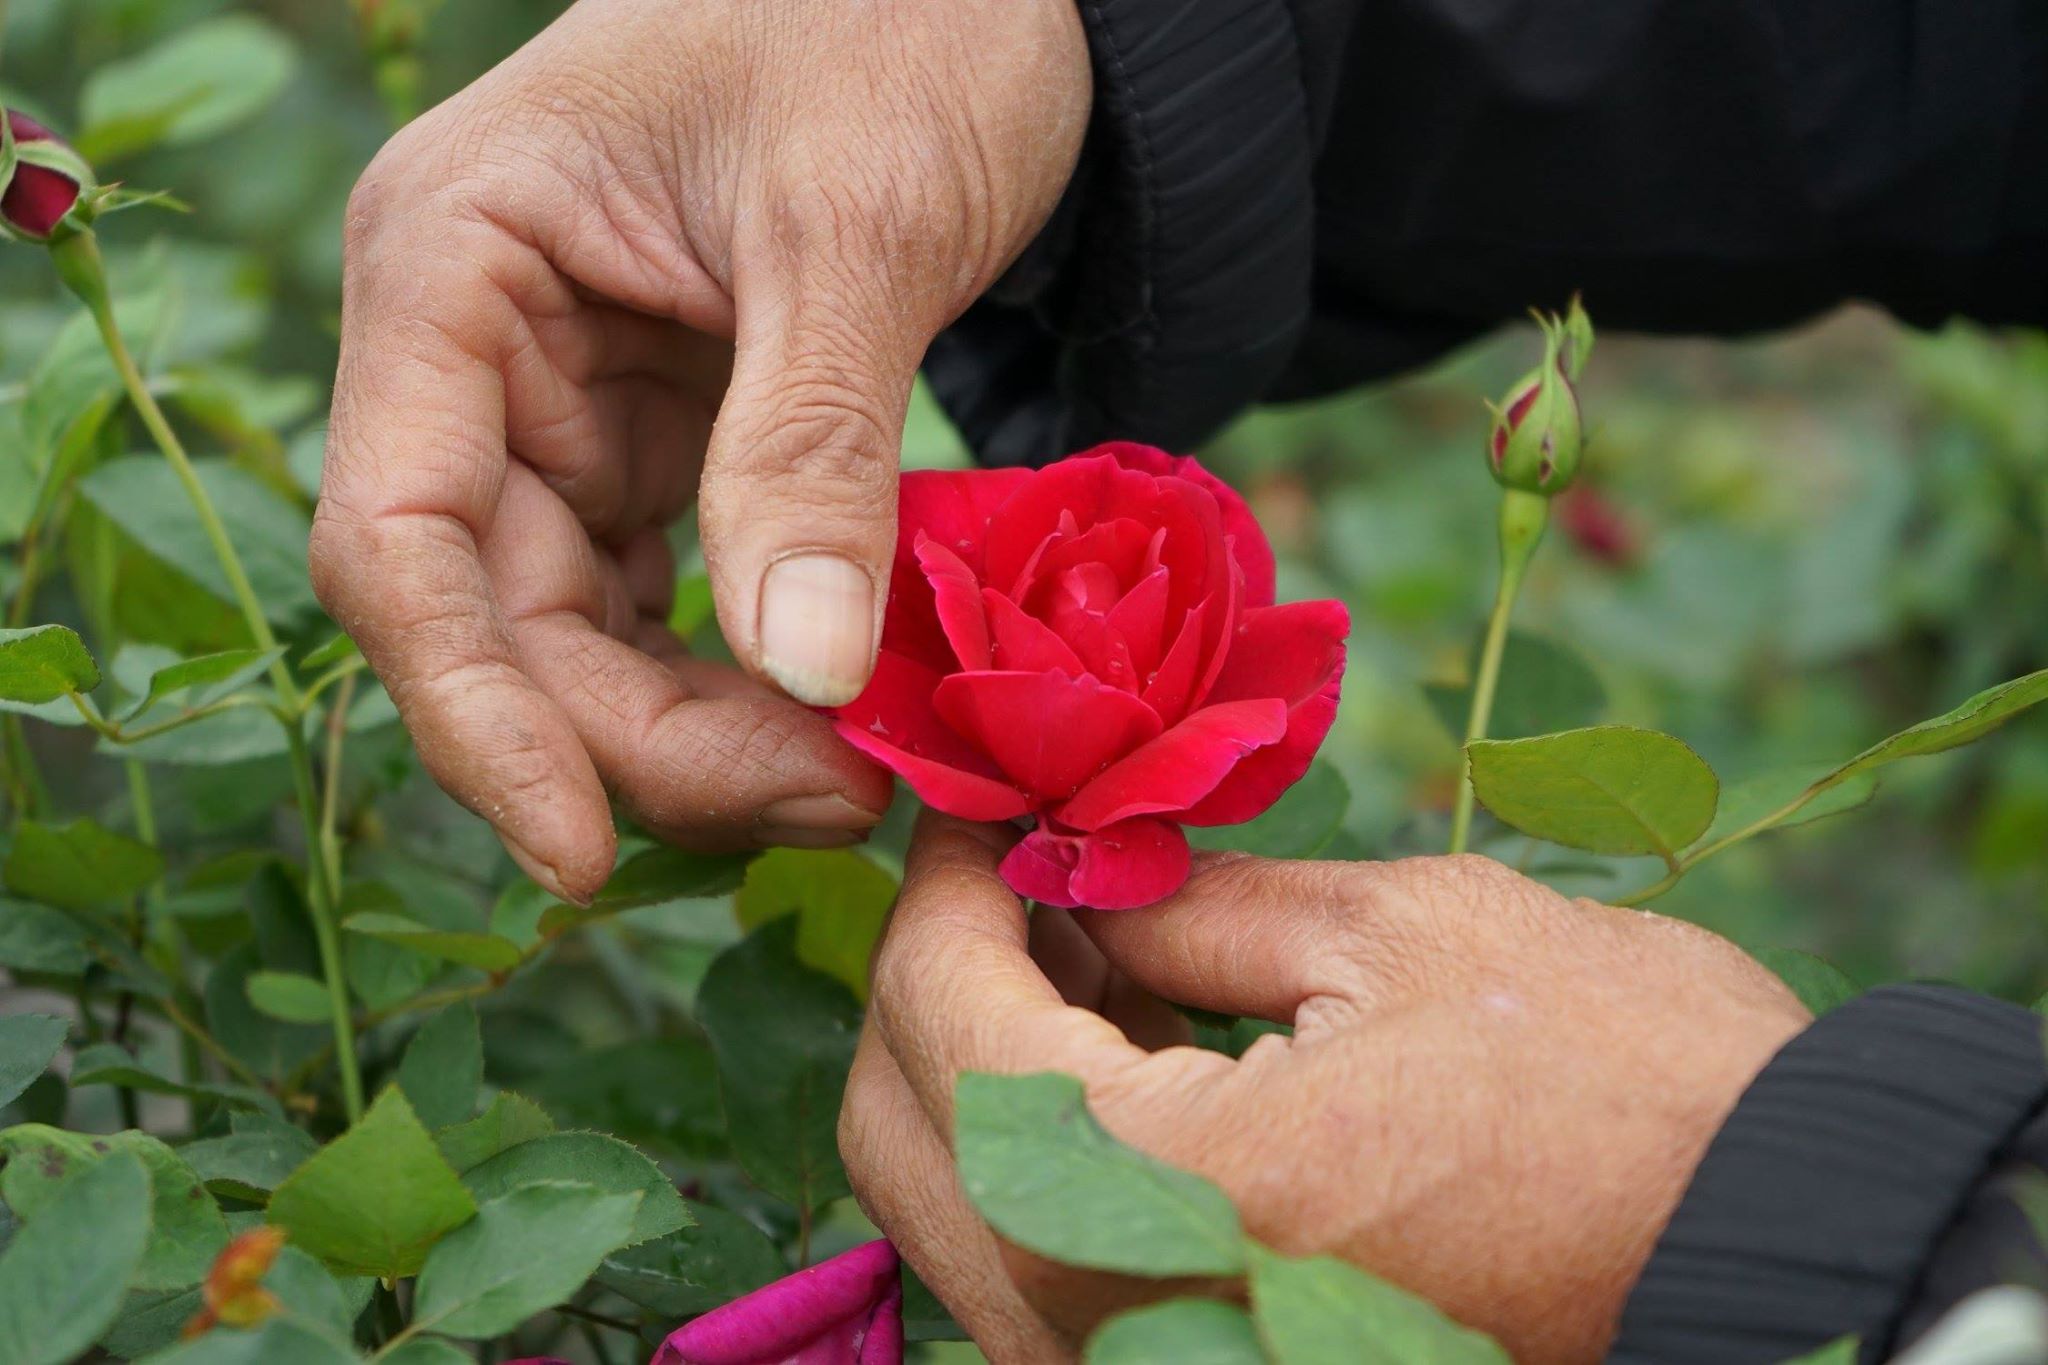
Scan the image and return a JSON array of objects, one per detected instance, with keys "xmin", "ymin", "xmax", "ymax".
[
  {"xmin": 842, "ymin": 813, "xmax": 1811, "ymax": 1364},
  {"xmin": 312, "ymin": 0, "xmax": 1091, "ymax": 899}
]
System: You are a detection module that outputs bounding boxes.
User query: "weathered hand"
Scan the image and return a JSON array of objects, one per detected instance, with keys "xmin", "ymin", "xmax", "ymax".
[
  {"xmin": 842, "ymin": 813, "xmax": 1810, "ymax": 1363},
  {"xmin": 311, "ymin": 0, "xmax": 1091, "ymax": 897}
]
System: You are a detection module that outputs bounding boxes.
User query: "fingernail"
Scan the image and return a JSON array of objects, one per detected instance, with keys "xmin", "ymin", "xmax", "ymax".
[
  {"xmin": 503, "ymin": 837, "xmax": 589, "ymax": 907},
  {"xmin": 755, "ymin": 826, "xmax": 868, "ymax": 850},
  {"xmin": 758, "ymin": 794, "xmax": 883, "ymax": 830},
  {"xmin": 758, "ymin": 553, "xmax": 874, "ymax": 706}
]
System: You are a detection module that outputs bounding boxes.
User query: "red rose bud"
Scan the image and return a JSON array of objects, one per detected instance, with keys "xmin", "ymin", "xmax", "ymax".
[
  {"xmin": 831, "ymin": 443, "xmax": 1348, "ymax": 910},
  {"xmin": 1557, "ymin": 484, "xmax": 1640, "ymax": 567},
  {"xmin": 1487, "ymin": 301, "xmax": 1592, "ymax": 497},
  {"xmin": 2, "ymin": 111, "xmax": 94, "ymax": 243}
]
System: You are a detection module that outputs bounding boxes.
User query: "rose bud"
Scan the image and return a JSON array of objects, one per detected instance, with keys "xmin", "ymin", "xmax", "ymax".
[
  {"xmin": 1, "ymin": 111, "xmax": 94, "ymax": 243},
  {"xmin": 182, "ymin": 1225, "xmax": 288, "ymax": 1338},
  {"xmin": 832, "ymin": 443, "xmax": 1348, "ymax": 910},
  {"xmin": 654, "ymin": 1238, "xmax": 903, "ymax": 1365},
  {"xmin": 1487, "ymin": 296, "xmax": 1595, "ymax": 497}
]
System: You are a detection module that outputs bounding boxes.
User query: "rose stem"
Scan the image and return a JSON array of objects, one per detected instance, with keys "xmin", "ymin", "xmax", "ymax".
[{"xmin": 1448, "ymin": 488, "xmax": 1549, "ymax": 855}]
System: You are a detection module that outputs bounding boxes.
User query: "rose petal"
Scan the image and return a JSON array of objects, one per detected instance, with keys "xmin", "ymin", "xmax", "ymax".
[
  {"xmin": 834, "ymin": 652, "xmax": 1031, "ymax": 821},
  {"xmin": 934, "ymin": 670, "xmax": 1162, "ymax": 801},
  {"xmin": 1175, "ymin": 601, "xmax": 1349, "ymax": 825},
  {"xmin": 1058, "ymin": 698, "xmax": 1288, "ymax": 831},
  {"xmin": 858, "ymin": 1281, "xmax": 905, "ymax": 1365},
  {"xmin": 983, "ymin": 456, "xmax": 1165, "ymax": 593},
  {"xmin": 1087, "ymin": 442, "xmax": 1277, "ymax": 609},
  {"xmin": 985, "ymin": 590, "xmax": 1085, "ymax": 676},
  {"xmin": 1105, "ymin": 568, "xmax": 1171, "ymax": 678},
  {"xmin": 655, "ymin": 1240, "xmax": 899, "ymax": 1365},
  {"xmin": 1141, "ymin": 596, "xmax": 1210, "ymax": 724},
  {"xmin": 914, "ymin": 535, "xmax": 990, "ymax": 671},
  {"xmin": 882, "ymin": 469, "xmax": 1034, "ymax": 670},
  {"xmin": 1204, "ymin": 600, "xmax": 1350, "ymax": 707},
  {"xmin": 998, "ymin": 817, "xmax": 1190, "ymax": 910}
]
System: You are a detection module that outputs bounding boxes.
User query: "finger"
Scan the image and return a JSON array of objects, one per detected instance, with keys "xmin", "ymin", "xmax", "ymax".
[
  {"xmin": 479, "ymin": 469, "xmax": 892, "ymax": 847},
  {"xmin": 315, "ymin": 222, "xmax": 616, "ymax": 902},
  {"xmin": 839, "ymin": 1025, "xmax": 1065, "ymax": 1360},
  {"xmin": 1029, "ymin": 909, "xmax": 1192, "ymax": 1053},
  {"xmin": 871, "ymin": 811, "xmax": 1229, "ymax": 1133},
  {"xmin": 696, "ymin": 234, "xmax": 926, "ymax": 707},
  {"xmin": 1072, "ymin": 856, "xmax": 1377, "ymax": 1026}
]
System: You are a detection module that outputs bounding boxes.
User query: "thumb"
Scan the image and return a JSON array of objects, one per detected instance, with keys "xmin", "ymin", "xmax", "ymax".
[{"xmin": 698, "ymin": 255, "xmax": 927, "ymax": 708}]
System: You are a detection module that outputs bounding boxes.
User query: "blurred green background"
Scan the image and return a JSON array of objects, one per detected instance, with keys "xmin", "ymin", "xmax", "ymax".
[{"xmin": 4, "ymin": 0, "xmax": 2045, "ymax": 1015}]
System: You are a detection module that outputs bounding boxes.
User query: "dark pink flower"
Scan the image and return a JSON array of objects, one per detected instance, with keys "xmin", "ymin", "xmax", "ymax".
[
  {"xmin": 2, "ymin": 112, "xmax": 87, "ymax": 242},
  {"xmin": 833, "ymin": 443, "xmax": 1348, "ymax": 909},
  {"xmin": 653, "ymin": 1238, "xmax": 902, "ymax": 1365}
]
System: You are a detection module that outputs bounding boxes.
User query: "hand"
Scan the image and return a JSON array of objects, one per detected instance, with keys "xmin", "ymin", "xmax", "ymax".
[
  {"xmin": 841, "ymin": 814, "xmax": 1811, "ymax": 1364},
  {"xmin": 310, "ymin": 0, "xmax": 1092, "ymax": 897}
]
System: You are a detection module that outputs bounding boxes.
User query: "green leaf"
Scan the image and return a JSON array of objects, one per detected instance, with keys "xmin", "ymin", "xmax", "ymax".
[
  {"xmin": 668, "ymin": 572, "xmax": 714, "ymax": 637},
  {"xmin": 68, "ymin": 1042, "xmax": 277, "ymax": 1115},
  {"xmin": 954, "ymin": 1071, "xmax": 1244, "ymax": 1278},
  {"xmin": 129, "ymin": 1318, "xmax": 360, "ymax": 1365},
  {"xmin": 1467, "ymin": 725, "xmax": 1719, "ymax": 859},
  {"xmin": 1750, "ymin": 948, "xmax": 1862, "ymax": 1017},
  {"xmin": 79, "ymin": 456, "xmax": 316, "ymax": 627},
  {"xmin": 180, "ymin": 1113, "xmax": 319, "ymax": 1203},
  {"xmin": 378, "ymin": 1339, "xmax": 473, "ymax": 1365},
  {"xmin": 0, "ymin": 1015, "xmax": 65, "ymax": 1109},
  {"xmin": 434, "ymin": 1092, "xmax": 556, "ymax": 1173},
  {"xmin": 0, "ymin": 899, "xmax": 91, "ymax": 975},
  {"xmin": 398, "ymin": 1002, "xmax": 483, "ymax": 1130},
  {"xmin": 299, "ymin": 634, "xmax": 360, "ymax": 672},
  {"xmin": 0, "ymin": 1126, "xmax": 227, "ymax": 1290},
  {"xmin": 1425, "ymin": 632, "xmax": 1606, "ymax": 743},
  {"xmin": 244, "ymin": 970, "xmax": 335, "ymax": 1024},
  {"xmin": 0, "ymin": 1151, "xmax": 151, "ymax": 1365},
  {"xmin": 338, "ymin": 883, "xmax": 435, "ymax": 1011},
  {"xmin": 78, "ymin": 16, "xmax": 299, "ymax": 160},
  {"xmin": 696, "ymin": 918, "xmax": 859, "ymax": 1211},
  {"xmin": 1189, "ymin": 760, "xmax": 1351, "ymax": 859},
  {"xmin": 204, "ymin": 946, "xmax": 326, "ymax": 1082},
  {"xmin": 412, "ymin": 1183, "xmax": 641, "ymax": 1339},
  {"xmin": 461, "ymin": 1131, "xmax": 688, "ymax": 1248},
  {"xmin": 265, "ymin": 1087, "xmax": 477, "ymax": 1278},
  {"xmin": 735, "ymin": 848, "xmax": 896, "ymax": 1001},
  {"xmin": 0, "ymin": 625, "xmax": 98, "ymax": 704},
  {"xmin": 593, "ymin": 1201, "xmax": 785, "ymax": 1318},
  {"xmin": 341, "ymin": 911, "xmax": 522, "ymax": 973},
  {"xmin": 3, "ymin": 818, "xmax": 165, "ymax": 910},
  {"xmin": 1822, "ymin": 669, "xmax": 2048, "ymax": 788},
  {"xmin": 1087, "ymin": 1300, "xmax": 1267, "ymax": 1365},
  {"xmin": 1249, "ymin": 1248, "xmax": 1511, "ymax": 1365},
  {"xmin": 1698, "ymin": 765, "xmax": 1879, "ymax": 850},
  {"xmin": 1779, "ymin": 1337, "xmax": 1860, "ymax": 1364},
  {"xmin": 538, "ymin": 846, "xmax": 754, "ymax": 938},
  {"xmin": 119, "ymin": 647, "xmax": 282, "ymax": 722}
]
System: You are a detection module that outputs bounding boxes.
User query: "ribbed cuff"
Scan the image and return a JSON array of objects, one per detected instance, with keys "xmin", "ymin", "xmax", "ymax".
[
  {"xmin": 1609, "ymin": 985, "xmax": 2048, "ymax": 1364},
  {"xmin": 925, "ymin": 0, "xmax": 1318, "ymax": 467}
]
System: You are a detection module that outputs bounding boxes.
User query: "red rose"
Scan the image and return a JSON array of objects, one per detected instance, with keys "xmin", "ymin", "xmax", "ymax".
[
  {"xmin": 834, "ymin": 443, "xmax": 1348, "ymax": 909},
  {"xmin": 2, "ymin": 112, "xmax": 88, "ymax": 242}
]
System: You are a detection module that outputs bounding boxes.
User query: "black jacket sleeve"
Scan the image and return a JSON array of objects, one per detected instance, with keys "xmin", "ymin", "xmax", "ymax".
[
  {"xmin": 926, "ymin": 0, "xmax": 2048, "ymax": 467},
  {"xmin": 1608, "ymin": 985, "xmax": 2048, "ymax": 1364}
]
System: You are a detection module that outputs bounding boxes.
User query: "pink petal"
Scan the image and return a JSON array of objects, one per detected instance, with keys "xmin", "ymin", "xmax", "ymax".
[
  {"xmin": 1180, "ymin": 600, "xmax": 1349, "ymax": 825},
  {"xmin": 934, "ymin": 670, "xmax": 1162, "ymax": 801},
  {"xmin": 998, "ymin": 817, "xmax": 1191, "ymax": 910},
  {"xmin": 1057, "ymin": 699, "xmax": 1288, "ymax": 831},
  {"xmin": 655, "ymin": 1240, "xmax": 900, "ymax": 1365},
  {"xmin": 858, "ymin": 1282, "xmax": 904, "ymax": 1365},
  {"xmin": 984, "ymin": 590, "xmax": 1084, "ymax": 676},
  {"xmin": 914, "ymin": 535, "xmax": 990, "ymax": 671},
  {"xmin": 1085, "ymin": 442, "xmax": 1276, "ymax": 609},
  {"xmin": 833, "ymin": 652, "xmax": 1032, "ymax": 821}
]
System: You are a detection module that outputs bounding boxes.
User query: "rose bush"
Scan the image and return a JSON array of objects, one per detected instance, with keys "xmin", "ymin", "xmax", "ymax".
[{"xmin": 833, "ymin": 443, "xmax": 1348, "ymax": 909}]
